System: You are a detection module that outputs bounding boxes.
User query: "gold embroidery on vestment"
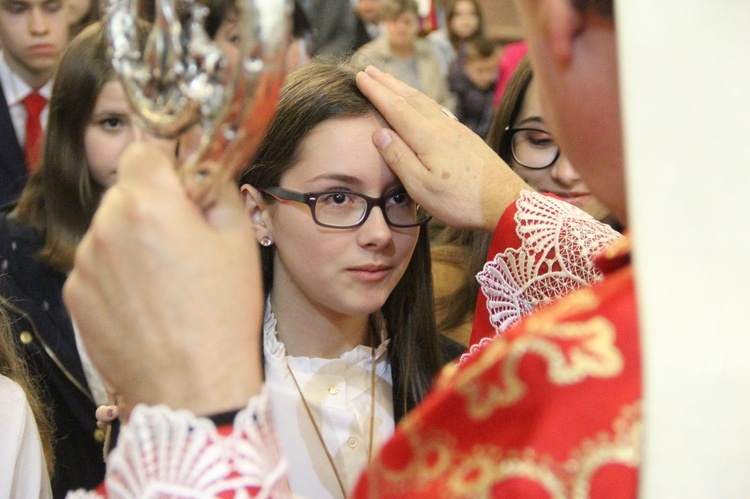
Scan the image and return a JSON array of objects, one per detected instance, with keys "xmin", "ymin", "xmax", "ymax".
[{"xmin": 455, "ymin": 290, "xmax": 623, "ymax": 420}]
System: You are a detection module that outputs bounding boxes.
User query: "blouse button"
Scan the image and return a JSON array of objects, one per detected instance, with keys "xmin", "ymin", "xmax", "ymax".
[
  {"xmin": 20, "ymin": 331, "xmax": 33, "ymax": 344},
  {"xmin": 94, "ymin": 428, "xmax": 106, "ymax": 443},
  {"xmin": 328, "ymin": 385, "xmax": 339, "ymax": 395},
  {"xmin": 42, "ymin": 301, "xmax": 50, "ymax": 311},
  {"xmin": 11, "ymin": 240, "xmax": 17, "ymax": 251},
  {"xmin": 1, "ymin": 258, "xmax": 7, "ymax": 271},
  {"xmin": 347, "ymin": 437, "xmax": 358, "ymax": 448}
]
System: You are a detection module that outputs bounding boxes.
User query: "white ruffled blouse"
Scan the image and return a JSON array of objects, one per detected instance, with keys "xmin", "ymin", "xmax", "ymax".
[{"xmin": 263, "ymin": 303, "xmax": 394, "ymax": 498}]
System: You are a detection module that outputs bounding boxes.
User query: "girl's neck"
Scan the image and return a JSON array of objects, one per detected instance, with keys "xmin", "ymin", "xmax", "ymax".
[{"xmin": 269, "ymin": 289, "xmax": 373, "ymax": 359}]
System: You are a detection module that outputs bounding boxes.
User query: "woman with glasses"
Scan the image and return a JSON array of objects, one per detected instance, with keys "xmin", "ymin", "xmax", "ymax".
[
  {"xmin": 431, "ymin": 55, "xmax": 620, "ymax": 347},
  {"xmin": 237, "ymin": 60, "xmax": 463, "ymax": 498},
  {"xmin": 487, "ymin": 56, "xmax": 616, "ymax": 225}
]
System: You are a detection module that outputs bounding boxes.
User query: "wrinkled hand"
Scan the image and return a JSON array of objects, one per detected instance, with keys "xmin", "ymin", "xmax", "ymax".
[
  {"xmin": 356, "ymin": 66, "xmax": 531, "ymax": 232},
  {"xmin": 63, "ymin": 143, "xmax": 264, "ymax": 416}
]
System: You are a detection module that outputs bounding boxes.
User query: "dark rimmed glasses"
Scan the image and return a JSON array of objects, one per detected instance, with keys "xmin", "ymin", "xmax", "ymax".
[
  {"xmin": 507, "ymin": 127, "xmax": 561, "ymax": 169},
  {"xmin": 261, "ymin": 186, "xmax": 431, "ymax": 229}
]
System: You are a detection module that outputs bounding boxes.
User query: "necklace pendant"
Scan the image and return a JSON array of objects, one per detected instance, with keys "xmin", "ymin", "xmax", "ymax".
[{"xmin": 328, "ymin": 385, "xmax": 339, "ymax": 395}]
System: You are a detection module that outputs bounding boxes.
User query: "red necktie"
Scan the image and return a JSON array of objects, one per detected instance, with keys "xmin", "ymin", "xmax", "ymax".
[{"xmin": 22, "ymin": 91, "xmax": 48, "ymax": 173}]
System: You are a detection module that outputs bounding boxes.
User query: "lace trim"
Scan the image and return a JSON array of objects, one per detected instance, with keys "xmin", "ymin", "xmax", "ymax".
[
  {"xmin": 473, "ymin": 191, "xmax": 620, "ymax": 341},
  {"xmin": 68, "ymin": 388, "xmax": 291, "ymax": 498}
]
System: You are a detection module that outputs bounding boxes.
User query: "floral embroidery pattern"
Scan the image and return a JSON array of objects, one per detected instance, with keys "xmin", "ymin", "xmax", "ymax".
[
  {"xmin": 475, "ymin": 192, "xmax": 621, "ymax": 337},
  {"xmin": 68, "ymin": 389, "xmax": 290, "ymax": 498}
]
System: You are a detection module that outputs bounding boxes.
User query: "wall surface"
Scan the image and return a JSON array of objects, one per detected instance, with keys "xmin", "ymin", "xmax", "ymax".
[{"xmin": 477, "ymin": 0, "xmax": 524, "ymax": 41}]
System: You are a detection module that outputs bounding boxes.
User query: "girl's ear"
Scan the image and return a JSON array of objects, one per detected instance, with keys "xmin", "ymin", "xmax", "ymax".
[{"xmin": 240, "ymin": 184, "xmax": 273, "ymax": 243}]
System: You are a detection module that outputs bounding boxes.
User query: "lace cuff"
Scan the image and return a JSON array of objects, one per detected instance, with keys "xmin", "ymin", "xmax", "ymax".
[
  {"xmin": 67, "ymin": 387, "xmax": 291, "ymax": 498},
  {"xmin": 476, "ymin": 191, "xmax": 621, "ymax": 335}
]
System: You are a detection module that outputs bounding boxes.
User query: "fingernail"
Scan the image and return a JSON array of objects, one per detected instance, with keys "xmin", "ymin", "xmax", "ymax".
[{"xmin": 373, "ymin": 129, "xmax": 392, "ymax": 150}]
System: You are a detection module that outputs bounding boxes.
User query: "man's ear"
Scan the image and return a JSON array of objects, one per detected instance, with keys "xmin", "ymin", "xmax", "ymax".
[
  {"xmin": 240, "ymin": 184, "xmax": 273, "ymax": 243},
  {"xmin": 540, "ymin": 0, "xmax": 584, "ymax": 69}
]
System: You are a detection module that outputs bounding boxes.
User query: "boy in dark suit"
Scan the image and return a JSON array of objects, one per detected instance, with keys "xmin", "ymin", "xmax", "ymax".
[{"xmin": 0, "ymin": 0, "xmax": 69, "ymax": 205}]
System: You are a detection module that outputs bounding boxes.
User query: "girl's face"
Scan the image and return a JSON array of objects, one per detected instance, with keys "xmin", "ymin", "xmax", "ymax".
[
  {"xmin": 245, "ymin": 114, "xmax": 420, "ymax": 319},
  {"xmin": 84, "ymin": 80, "xmax": 177, "ymax": 188},
  {"xmin": 450, "ymin": 1, "xmax": 480, "ymax": 41},
  {"xmin": 511, "ymin": 78, "xmax": 609, "ymax": 220}
]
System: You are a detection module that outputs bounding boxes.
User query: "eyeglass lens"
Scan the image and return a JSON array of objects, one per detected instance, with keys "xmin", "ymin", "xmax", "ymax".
[
  {"xmin": 511, "ymin": 129, "xmax": 559, "ymax": 169},
  {"xmin": 314, "ymin": 191, "xmax": 428, "ymax": 227}
]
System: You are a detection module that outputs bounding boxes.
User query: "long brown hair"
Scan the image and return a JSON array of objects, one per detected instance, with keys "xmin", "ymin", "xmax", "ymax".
[
  {"xmin": 13, "ymin": 22, "xmax": 150, "ymax": 273},
  {"xmin": 0, "ymin": 302, "xmax": 55, "ymax": 475},
  {"xmin": 239, "ymin": 60, "xmax": 443, "ymax": 411}
]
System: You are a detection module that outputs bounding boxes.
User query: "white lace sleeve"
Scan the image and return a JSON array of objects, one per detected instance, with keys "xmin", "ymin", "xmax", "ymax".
[
  {"xmin": 67, "ymin": 387, "xmax": 291, "ymax": 498},
  {"xmin": 476, "ymin": 191, "xmax": 621, "ymax": 334}
]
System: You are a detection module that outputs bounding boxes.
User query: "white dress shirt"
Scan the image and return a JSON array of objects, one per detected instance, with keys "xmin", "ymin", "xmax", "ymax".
[
  {"xmin": 0, "ymin": 52, "xmax": 52, "ymax": 146},
  {"xmin": 263, "ymin": 302, "xmax": 395, "ymax": 498}
]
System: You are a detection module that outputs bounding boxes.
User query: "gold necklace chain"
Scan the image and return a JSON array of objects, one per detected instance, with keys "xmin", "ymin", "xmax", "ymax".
[{"xmin": 286, "ymin": 345, "xmax": 377, "ymax": 499}]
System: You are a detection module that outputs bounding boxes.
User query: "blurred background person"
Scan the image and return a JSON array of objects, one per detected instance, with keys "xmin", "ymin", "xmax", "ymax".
[
  {"xmin": 355, "ymin": 0, "xmax": 454, "ymax": 111},
  {"xmin": 448, "ymin": 35, "xmax": 500, "ymax": 139},
  {"xmin": 352, "ymin": 0, "xmax": 385, "ymax": 52},
  {"xmin": 427, "ymin": 0, "xmax": 485, "ymax": 75}
]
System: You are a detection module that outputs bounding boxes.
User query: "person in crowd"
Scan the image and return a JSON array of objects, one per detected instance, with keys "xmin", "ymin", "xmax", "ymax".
[
  {"xmin": 63, "ymin": 0, "xmax": 640, "ymax": 495},
  {"xmin": 0, "ymin": 303, "xmax": 53, "ymax": 499},
  {"xmin": 485, "ymin": 55, "xmax": 622, "ymax": 230},
  {"xmin": 355, "ymin": 0, "xmax": 454, "ymax": 111},
  {"xmin": 352, "ymin": 0, "xmax": 385, "ymax": 52},
  {"xmin": 426, "ymin": 0, "xmax": 485, "ymax": 75},
  {"xmin": 0, "ymin": 0, "xmax": 69, "ymax": 205},
  {"xmin": 236, "ymin": 60, "xmax": 463, "ymax": 497},
  {"xmin": 434, "ymin": 54, "xmax": 622, "ymax": 348},
  {"xmin": 296, "ymin": 0, "xmax": 355, "ymax": 58},
  {"xmin": 448, "ymin": 36, "xmax": 500, "ymax": 139},
  {"xmin": 0, "ymin": 22, "xmax": 176, "ymax": 496}
]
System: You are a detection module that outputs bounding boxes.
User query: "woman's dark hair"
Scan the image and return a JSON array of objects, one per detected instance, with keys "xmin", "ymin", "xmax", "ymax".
[
  {"xmin": 446, "ymin": 0, "xmax": 485, "ymax": 51},
  {"xmin": 485, "ymin": 55, "xmax": 533, "ymax": 163},
  {"xmin": 13, "ymin": 22, "xmax": 151, "ymax": 273},
  {"xmin": 238, "ymin": 60, "xmax": 442, "ymax": 413}
]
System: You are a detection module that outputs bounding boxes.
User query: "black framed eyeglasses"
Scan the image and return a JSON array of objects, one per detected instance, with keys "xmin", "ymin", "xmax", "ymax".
[
  {"xmin": 261, "ymin": 186, "xmax": 431, "ymax": 229},
  {"xmin": 507, "ymin": 126, "xmax": 561, "ymax": 169}
]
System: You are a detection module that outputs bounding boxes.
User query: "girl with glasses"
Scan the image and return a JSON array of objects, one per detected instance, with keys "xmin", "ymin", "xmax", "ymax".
[
  {"xmin": 237, "ymin": 60, "xmax": 463, "ymax": 498},
  {"xmin": 431, "ymin": 56, "xmax": 620, "ymax": 347},
  {"xmin": 488, "ymin": 56, "xmax": 615, "ymax": 225}
]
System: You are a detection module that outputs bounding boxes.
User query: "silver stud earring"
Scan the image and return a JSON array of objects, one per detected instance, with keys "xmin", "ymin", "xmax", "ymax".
[{"xmin": 260, "ymin": 236, "xmax": 273, "ymax": 247}]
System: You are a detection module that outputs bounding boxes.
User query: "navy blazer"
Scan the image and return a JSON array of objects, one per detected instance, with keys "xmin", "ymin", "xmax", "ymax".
[
  {"xmin": 0, "ymin": 82, "xmax": 28, "ymax": 206},
  {"xmin": 0, "ymin": 209, "xmax": 107, "ymax": 497}
]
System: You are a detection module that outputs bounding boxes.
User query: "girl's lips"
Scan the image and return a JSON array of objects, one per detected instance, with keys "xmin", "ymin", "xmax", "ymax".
[
  {"xmin": 548, "ymin": 191, "xmax": 591, "ymax": 207},
  {"xmin": 347, "ymin": 265, "xmax": 391, "ymax": 282}
]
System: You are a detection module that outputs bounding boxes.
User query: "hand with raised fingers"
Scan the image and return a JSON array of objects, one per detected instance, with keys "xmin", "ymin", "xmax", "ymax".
[
  {"xmin": 64, "ymin": 143, "xmax": 264, "ymax": 417},
  {"xmin": 356, "ymin": 66, "xmax": 531, "ymax": 232}
]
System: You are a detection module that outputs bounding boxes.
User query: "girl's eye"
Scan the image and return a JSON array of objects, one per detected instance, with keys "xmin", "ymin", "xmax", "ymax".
[
  {"xmin": 388, "ymin": 191, "xmax": 411, "ymax": 206},
  {"xmin": 320, "ymin": 193, "xmax": 352, "ymax": 205},
  {"xmin": 99, "ymin": 117, "xmax": 124, "ymax": 130}
]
